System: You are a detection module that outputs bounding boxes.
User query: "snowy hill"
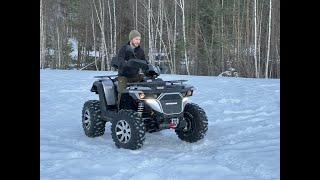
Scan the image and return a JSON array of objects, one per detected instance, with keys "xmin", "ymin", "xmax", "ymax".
[{"xmin": 40, "ymin": 70, "xmax": 280, "ymax": 180}]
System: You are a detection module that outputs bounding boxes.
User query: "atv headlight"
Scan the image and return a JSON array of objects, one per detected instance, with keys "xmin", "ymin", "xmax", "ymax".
[
  {"xmin": 144, "ymin": 99, "xmax": 162, "ymax": 113},
  {"xmin": 183, "ymin": 90, "xmax": 193, "ymax": 97},
  {"xmin": 138, "ymin": 92, "xmax": 158, "ymax": 99},
  {"xmin": 139, "ymin": 92, "xmax": 145, "ymax": 99},
  {"xmin": 145, "ymin": 93, "xmax": 159, "ymax": 99}
]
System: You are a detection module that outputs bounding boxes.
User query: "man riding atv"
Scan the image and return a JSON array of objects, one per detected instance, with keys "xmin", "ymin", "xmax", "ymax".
[
  {"xmin": 116, "ymin": 30, "xmax": 147, "ymax": 110},
  {"xmin": 82, "ymin": 30, "xmax": 208, "ymax": 150}
]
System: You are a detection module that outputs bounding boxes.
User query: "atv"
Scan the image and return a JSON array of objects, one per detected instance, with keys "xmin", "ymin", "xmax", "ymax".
[{"xmin": 81, "ymin": 59, "xmax": 208, "ymax": 150}]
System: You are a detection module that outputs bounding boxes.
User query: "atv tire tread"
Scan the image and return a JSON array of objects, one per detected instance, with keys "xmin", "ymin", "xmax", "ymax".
[
  {"xmin": 175, "ymin": 103, "xmax": 208, "ymax": 142},
  {"xmin": 82, "ymin": 100, "xmax": 106, "ymax": 137},
  {"xmin": 111, "ymin": 110, "xmax": 146, "ymax": 150}
]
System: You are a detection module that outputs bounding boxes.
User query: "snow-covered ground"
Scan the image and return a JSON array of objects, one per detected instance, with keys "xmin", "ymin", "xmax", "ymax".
[{"xmin": 40, "ymin": 70, "xmax": 280, "ymax": 180}]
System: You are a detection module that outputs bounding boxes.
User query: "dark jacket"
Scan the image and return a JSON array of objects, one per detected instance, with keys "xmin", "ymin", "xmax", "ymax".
[{"xmin": 117, "ymin": 42, "xmax": 149, "ymax": 77}]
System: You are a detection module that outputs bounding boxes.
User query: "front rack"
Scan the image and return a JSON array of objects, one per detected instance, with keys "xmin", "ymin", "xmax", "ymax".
[
  {"xmin": 94, "ymin": 75, "xmax": 118, "ymax": 79},
  {"xmin": 127, "ymin": 79, "xmax": 187, "ymax": 86}
]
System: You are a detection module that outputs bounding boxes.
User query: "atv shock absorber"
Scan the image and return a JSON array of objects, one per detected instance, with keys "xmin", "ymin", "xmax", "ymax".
[{"xmin": 137, "ymin": 102, "xmax": 144, "ymax": 117}]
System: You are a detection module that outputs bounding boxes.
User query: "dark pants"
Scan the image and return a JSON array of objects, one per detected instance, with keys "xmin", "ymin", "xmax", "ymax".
[{"xmin": 117, "ymin": 74, "xmax": 144, "ymax": 110}]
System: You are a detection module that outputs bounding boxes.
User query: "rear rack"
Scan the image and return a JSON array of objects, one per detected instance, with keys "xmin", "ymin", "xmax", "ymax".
[{"xmin": 94, "ymin": 75, "xmax": 118, "ymax": 83}]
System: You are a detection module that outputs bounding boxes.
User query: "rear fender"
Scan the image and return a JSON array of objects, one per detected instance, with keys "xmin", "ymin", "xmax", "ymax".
[{"xmin": 91, "ymin": 81, "xmax": 108, "ymax": 117}]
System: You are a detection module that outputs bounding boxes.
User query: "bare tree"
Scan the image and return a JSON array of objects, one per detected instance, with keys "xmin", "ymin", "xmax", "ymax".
[
  {"xmin": 173, "ymin": 0, "xmax": 177, "ymax": 73},
  {"xmin": 93, "ymin": 0, "xmax": 108, "ymax": 71},
  {"xmin": 148, "ymin": 0, "xmax": 154, "ymax": 64},
  {"xmin": 91, "ymin": 6, "xmax": 98, "ymax": 71},
  {"xmin": 221, "ymin": 0, "xmax": 224, "ymax": 72},
  {"xmin": 159, "ymin": 0, "xmax": 164, "ymax": 54},
  {"xmin": 237, "ymin": 0, "xmax": 240, "ymax": 68},
  {"xmin": 107, "ymin": 0, "xmax": 113, "ymax": 56},
  {"xmin": 135, "ymin": 0, "xmax": 138, "ymax": 29},
  {"xmin": 254, "ymin": 0, "xmax": 258, "ymax": 78},
  {"xmin": 40, "ymin": 0, "xmax": 46, "ymax": 69},
  {"xmin": 257, "ymin": 0, "xmax": 264, "ymax": 77},
  {"xmin": 164, "ymin": 8, "xmax": 174, "ymax": 74},
  {"xmin": 265, "ymin": 0, "xmax": 272, "ymax": 78},
  {"xmin": 113, "ymin": 0, "xmax": 117, "ymax": 55},
  {"xmin": 56, "ymin": 25, "xmax": 61, "ymax": 69},
  {"xmin": 176, "ymin": 0, "xmax": 190, "ymax": 75}
]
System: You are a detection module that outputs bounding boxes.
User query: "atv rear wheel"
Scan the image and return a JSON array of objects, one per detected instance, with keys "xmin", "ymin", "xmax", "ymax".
[
  {"xmin": 82, "ymin": 100, "xmax": 106, "ymax": 137},
  {"xmin": 111, "ymin": 110, "xmax": 145, "ymax": 150},
  {"xmin": 175, "ymin": 103, "xmax": 208, "ymax": 142}
]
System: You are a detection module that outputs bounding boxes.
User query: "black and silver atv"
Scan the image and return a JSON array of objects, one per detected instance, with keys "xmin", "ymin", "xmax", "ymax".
[{"xmin": 81, "ymin": 59, "xmax": 208, "ymax": 150}]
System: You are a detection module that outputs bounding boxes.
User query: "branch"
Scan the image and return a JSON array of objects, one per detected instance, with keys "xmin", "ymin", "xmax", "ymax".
[{"xmin": 80, "ymin": 61, "xmax": 95, "ymax": 70}]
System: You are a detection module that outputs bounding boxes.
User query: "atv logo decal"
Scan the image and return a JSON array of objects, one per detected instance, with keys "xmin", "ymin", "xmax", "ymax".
[{"xmin": 165, "ymin": 102, "xmax": 178, "ymax": 105}]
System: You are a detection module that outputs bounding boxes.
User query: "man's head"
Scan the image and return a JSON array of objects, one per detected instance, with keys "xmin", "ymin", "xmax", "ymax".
[{"xmin": 129, "ymin": 30, "xmax": 141, "ymax": 48}]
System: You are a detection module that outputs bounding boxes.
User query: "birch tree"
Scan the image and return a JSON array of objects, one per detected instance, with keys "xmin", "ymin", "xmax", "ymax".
[
  {"xmin": 56, "ymin": 25, "xmax": 61, "ymax": 69},
  {"xmin": 40, "ymin": 0, "xmax": 46, "ymax": 69},
  {"xmin": 173, "ymin": 0, "xmax": 177, "ymax": 73},
  {"xmin": 113, "ymin": 0, "xmax": 116, "ymax": 55},
  {"xmin": 148, "ymin": 0, "xmax": 154, "ymax": 64},
  {"xmin": 265, "ymin": 0, "xmax": 272, "ymax": 78},
  {"xmin": 93, "ymin": 0, "xmax": 108, "ymax": 71},
  {"xmin": 257, "ymin": 0, "xmax": 264, "ymax": 77},
  {"xmin": 135, "ymin": 0, "xmax": 138, "ymax": 29},
  {"xmin": 221, "ymin": 0, "xmax": 224, "ymax": 72},
  {"xmin": 176, "ymin": 0, "xmax": 190, "ymax": 75},
  {"xmin": 107, "ymin": 0, "xmax": 113, "ymax": 56},
  {"xmin": 91, "ymin": 6, "xmax": 98, "ymax": 70},
  {"xmin": 164, "ymin": 8, "xmax": 174, "ymax": 74},
  {"xmin": 254, "ymin": 0, "xmax": 258, "ymax": 78}
]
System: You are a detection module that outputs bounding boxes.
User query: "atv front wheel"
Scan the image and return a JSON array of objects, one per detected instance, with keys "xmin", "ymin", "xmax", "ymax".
[
  {"xmin": 111, "ymin": 110, "xmax": 145, "ymax": 150},
  {"xmin": 82, "ymin": 100, "xmax": 106, "ymax": 137},
  {"xmin": 175, "ymin": 103, "xmax": 208, "ymax": 142}
]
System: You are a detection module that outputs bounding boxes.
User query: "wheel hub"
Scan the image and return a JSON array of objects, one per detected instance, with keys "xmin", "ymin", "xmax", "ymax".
[
  {"xmin": 115, "ymin": 120, "xmax": 131, "ymax": 143},
  {"xmin": 83, "ymin": 109, "xmax": 91, "ymax": 129},
  {"xmin": 183, "ymin": 112, "xmax": 193, "ymax": 132}
]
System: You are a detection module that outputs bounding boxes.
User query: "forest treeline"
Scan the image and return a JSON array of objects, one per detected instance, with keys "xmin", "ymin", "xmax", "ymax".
[{"xmin": 40, "ymin": 0, "xmax": 280, "ymax": 78}]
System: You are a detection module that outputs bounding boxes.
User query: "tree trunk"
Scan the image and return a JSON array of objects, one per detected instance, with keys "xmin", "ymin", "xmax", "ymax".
[
  {"xmin": 148, "ymin": 0, "xmax": 154, "ymax": 64},
  {"xmin": 182, "ymin": 0, "xmax": 189, "ymax": 75},
  {"xmin": 153, "ymin": 0, "xmax": 159, "ymax": 51},
  {"xmin": 113, "ymin": 0, "xmax": 117, "ymax": 55},
  {"xmin": 173, "ymin": 0, "xmax": 177, "ymax": 73},
  {"xmin": 164, "ymin": 9, "xmax": 173, "ymax": 74},
  {"xmin": 93, "ymin": 0, "xmax": 108, "ymax": 71},
  {"xmin": 159, "ymin": 0, "xmax": 163, "ymax": 54},
  {"xmin": 237, "ymin": 0, "xmax": 240, "ymax": 67},
  {"xmin": 135, "ymin": 0, "xmax": 138, "ymax": 29},
  {"xmin": 40, "ymin": 0, "xmax": 46, "ymax": 69},
  {"xmin": 56, "ymin": 26, "xmax": 61, "ymax": 69},
  {"xmin": 84, "ymin": 23, "xmax": 88, "ymax": 66},
  {"xmin": 257, "ymin": 0, "xmax": 264, "ymax": 77},
  {"xmin": 194, "ymin": 1, "xmax": 199, "ymax": 75},
  {"xmin": 177, "ymin": 0, "xmax": 190, "ymax": 75},
  {"xmin": 40, "ymin": 0, "xmax": 43, "ymax": 68},
  {"xmin": 232, "ymin": 0, "xmax": 236, "ymax": 65},
  {"xmin": 265, "ymin": 0, "xmax": 272, "ymax": 78},
  {"xmin": 221, "ymin": 0, "xmax": 224, "ymax": 72},
  {"xmin": 254, "ymin": 0, "xmax": 258, "ymax": 78},
  {"xmin": 77, "ymin": 40, "xmax": 81, "ymax": 69},
  {"xmin": 246, "ymin": 0, "xmax": 250, "ymax": 75},
  {"xmin": 107, "ymin": 0, "xmax": 113, "ymax": 57},
  {"xmin": 91, "ymin": 8, "xmax": 98, "ymax": 71}
]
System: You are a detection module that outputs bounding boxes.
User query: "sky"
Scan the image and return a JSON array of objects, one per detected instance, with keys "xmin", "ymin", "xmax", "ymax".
[{"xmin": 40, "ymin": 69, "xmax": 280, "ymax": 180}]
